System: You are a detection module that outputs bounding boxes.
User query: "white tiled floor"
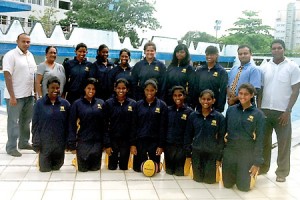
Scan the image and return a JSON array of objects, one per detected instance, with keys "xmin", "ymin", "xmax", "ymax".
[{"xmin": 1, "ymin": 107, "xmax": 300, "ymax": 200}]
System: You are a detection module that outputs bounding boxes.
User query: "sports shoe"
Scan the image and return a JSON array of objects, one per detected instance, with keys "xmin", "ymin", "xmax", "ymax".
[
  {"xmin": 7, "ymin": 150, "xmax": 22, "ymax": 157},
  {"xmin": 276, "ymin": 176, "xmax": 286, "ymax": 182},
  {"xmin": 19, "ymin": 143, "xmax": 33, "ymax": 150}
]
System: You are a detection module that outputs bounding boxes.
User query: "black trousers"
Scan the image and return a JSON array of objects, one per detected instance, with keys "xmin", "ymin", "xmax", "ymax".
[
  {"xmin": 77, "ymin": 142, "xmax": 103, "ymax": 172},
  {"xmin": 222, "ymin": 142, "xmax": 254, "ymax": 191},
  {"xmin": 164, "ymin": 144, "xmax": 185, "ymax": 176},
  {"xmin": 133, "ymin": 138, "xmax": 160, "ymax": 172},
  {"xmin": 192, "ymin": 150, "xmax": 216, "ymax": 184},
  {"xmin": 108, "ymin": 139, "xmax": 130, "ymax": 170},
  {"xmin": 39, "ymin": 146, "xmax": 65, "ymax": 172}
]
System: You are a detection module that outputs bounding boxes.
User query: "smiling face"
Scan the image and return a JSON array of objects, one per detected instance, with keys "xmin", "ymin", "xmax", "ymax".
[
  {"xmin": 120, "ymin": 51, "xmax": 130, "ymax": 66},
  {"xmin": 199, "ymin": 92, "xmax": 215, "ymax": 109},
  {"xmin": 84, "ymin": 84, "xmax": 96, "ymax": 100},
  {"xmin": 238, "ymin": 88, "xmax": 254, "ymax": 106},
  {"xmin": 75, "ymin": 47, "xmax": 88, "ymax": 62},
  {"xmin": 47, "ymin": 82, "xmax": 60, "ymax": 100},
  {"xmin": 176, "ymin": 50, "xmax": 186, "ymax": 63},
  {"xmin": 205, "ymin": 53, "xmax": 218, "ymax": 65},
  {"xmin": 144, "ymin": 45, "xmax": 156, "ymax": 61},
  {"xmin": 144, "ymin": 84, "xmax": 157, "ymax": 103},
  {"xmin": 238, "ymin": 47, "xmax": 252, "ymax": 66},
  {"xmin": 99, "ymin": 47, "xmax": 109, "ymax": 61},
  {"xmin": 115, "ymin": 82, "xmax": 128, "ymax": 99},
  {"xmin": 46, "ymin": 47, "xmax": 57, "ymax": 63},
  {"xmin": 173, "ymin": 89, "xmax": 185, "ymax": 108}
]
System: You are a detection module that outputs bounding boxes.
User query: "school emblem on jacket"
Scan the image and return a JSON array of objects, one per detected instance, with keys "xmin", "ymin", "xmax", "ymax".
[
  {"xmin": 128, "ymin": 106, "xmax": 133, "ymax": 111},
  {"xmin": 213, "ymin": 72, "xmax": 218, "ymax": 77},
  {"xmin": 60, "ymin": 106, "xmax": 65, "ymax": 111},
  {"xmin": 181, "ymin": 68, "xmax": 186, "ymax": 73},
  {"xmin": 97, "ymin": 104, "xmax": 102, "ymax": 109},
  {"xmin": 181, "ymin": 114, "xmax": 187, "ymax": 120},
  {"xmin": 154, "ymin": 66, "xmax": 160, "ymax": 71},
  {"xmin": 155, "ymin": 108, "xmax": 160, "ymax": 113},
  {"xmin": 247, "ymin": 115, "xmax": 254, "ymax": 122},
  {"xmin": 211, "ymin": 120, "xmax": 217, "ymax": 126},
  {"xmin": 85, "ymin": 66, "xmax": 89, "ymax": 72}
]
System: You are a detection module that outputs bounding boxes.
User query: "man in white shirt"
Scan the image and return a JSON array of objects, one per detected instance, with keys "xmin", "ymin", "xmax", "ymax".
[
  {"xmin": 258, "ymin": 39, "xmax": 300, "ymax": 182},
  {"xmin": 3, "ymin": 33, "xmax": 37, "ymax": 157}
]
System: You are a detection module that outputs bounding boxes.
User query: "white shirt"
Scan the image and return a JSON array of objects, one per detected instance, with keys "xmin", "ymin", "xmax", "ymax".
[
  {"xmin": 3, "ymin": 47, "xmax": 37, "ymax": 99},
  {"xmin": 260, "ymin": 58, "xmax": 300, "ymax": 112}
]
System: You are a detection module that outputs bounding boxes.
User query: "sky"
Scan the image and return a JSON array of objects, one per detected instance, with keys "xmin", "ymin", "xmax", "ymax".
[{"xmin": 141, "ymin": 0, "xmax": 297, "ymax": 40}]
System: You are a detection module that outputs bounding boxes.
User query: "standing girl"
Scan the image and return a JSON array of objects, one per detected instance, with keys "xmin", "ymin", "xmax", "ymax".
[
  {"xmin": 89, "ymin": 44, "xmax": 114, "ymax": 100},
  {"xmin": 32, "ymin": 77, "xmax": 70, "ymax": 172},
  {"xmin": 165, "ymin": 44, "xmax": 194, "ymax": 105},
  {"xmin": 131, "ymin": 79, "xmax": 168, "ymax": 172},
  {"xmin": 131, "ymin": 41, "xmax": 166, "ymax": 101},
  {"xmin": 185, "ymin": 89, "xmax": 226, "ymax": 183},
  {"xmin": 108, "ymin": 48, "xmax": 133, "ymax": 98},
  {"xmin": 223, "ymin": 83, "xmax": 265, "ymax": 191},
  {"xmin": 104, "ymin": 78, "xmax": 136, "ymax": 170},
  {"xmin": 165, "ymin": 86, "xmax": 193, "ymax": 175},
  {"xmin": 68, "ymin": 78, "xmax": 106, "ymax": 172},
  {"xmin": 63, "ymin": 43, "xmax": 91, "ymax": 104}
]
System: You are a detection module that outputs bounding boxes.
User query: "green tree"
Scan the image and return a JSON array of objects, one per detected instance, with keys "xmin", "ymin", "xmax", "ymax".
[
  {"xmin": 181, "ymin": 31, "xmax": 216, "ymax": 48},
  {"xmin": 59, "ymin": 0, "xmax": 161, "ymax": 47},
  {"xmin": 219, "ymin": 10, "xmax": 274, "ymax": 53},
  {"xmin": 29, "ymin": 7, "xmax": 59, "ymax": 37}
]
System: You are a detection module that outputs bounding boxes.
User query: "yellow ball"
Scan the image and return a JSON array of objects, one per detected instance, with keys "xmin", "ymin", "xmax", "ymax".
[{"xmin": 141, "ymin": 160, "xmax": 158, "ymax": 177}]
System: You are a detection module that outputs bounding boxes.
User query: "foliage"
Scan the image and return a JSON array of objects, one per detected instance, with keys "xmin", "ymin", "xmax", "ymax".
[
  {"xmin": 181, "ymin": 31, "xmax": 216, "ymax": 48},
  {"xmin": 59, "ymin": 0, "xmax": 161, "ymax": 48},
  {"xmin": 219, "ymin": 10, "xmax": 274, "ymax": 53},
  {"xmin": 29, "ymin": 7, "xmax": 59, "ymax": 37}
]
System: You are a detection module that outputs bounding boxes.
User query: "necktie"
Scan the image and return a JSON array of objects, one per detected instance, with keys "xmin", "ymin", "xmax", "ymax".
[{"xmin": 230, "ymin": 66, "xmax": 243, "ymax": 94}]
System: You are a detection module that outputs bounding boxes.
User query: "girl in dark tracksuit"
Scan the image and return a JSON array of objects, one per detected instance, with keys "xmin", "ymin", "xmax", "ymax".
[
  {"xmin": 68, "ymin": 78, "xmax": 106, "ymax": 172},
  {"xmin": 165, "ymin": 44, "xmax": 194, "ymax": 105},
  {"xmin": 165, "ymin": 86, "xmax": 193, "ymax": 176},
  {"xmin": 223, "ymin": 83, "xmax": 265, "ymax": 191},
  {"xmin": 104, "ymin": 78, "xmax": 136, "ymax": 170},
  {"xmin": 89, "ymin": 44, "xmax": 114, "ymax": 100},
  {"xmin": 63, "ymin": 43, "xmax": 91, "ymax": 104},
  {"xmin": 32, "ymin": 77, "xmax": 70, "ymax": 172},
  {"xmin": 131, "ymin": 41, "xmax": 166, "ymax": 101},
  {"xmin": 131, "ymin": 79, "xmax": 168, "ymax": 172},
  {"xmin": 108, "ymin": 49, "xmax": 133, "ymax": 98},
  {"xmin": 185, "ymin": 89, "xmax": 226, "ymax": 183}
]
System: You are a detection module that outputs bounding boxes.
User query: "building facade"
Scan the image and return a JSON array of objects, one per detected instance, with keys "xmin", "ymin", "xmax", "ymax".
[
  {"xmin": 274, "ymin": 1, "xmax": 300, "ymax": 50},
  {"xmin": 0, "ymin": 0, "xmax": 71, "ymax": 33}
]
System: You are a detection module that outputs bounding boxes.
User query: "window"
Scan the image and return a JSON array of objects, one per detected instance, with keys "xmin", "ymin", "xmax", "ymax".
[
  {"xmin": 28, "ymin": 0, "xmax": 41, "ymax": 5},
  {"xmin": 59, "ymin": 1, "xmax": 70, "ymax": 10},
  {"xmin": 28, "ymin": 19, "xmax": 33, "ymax": 27},
  {"xmin": 10, "ymin": 17, "xmax": 25, "ymax": 26},
  {"xmin": 0, "ymin": 15, "xmax": 7, "ymax": 25},
  {"xmin": 45, "ymin": 0, "xmax": 57, "ymax": 7}
]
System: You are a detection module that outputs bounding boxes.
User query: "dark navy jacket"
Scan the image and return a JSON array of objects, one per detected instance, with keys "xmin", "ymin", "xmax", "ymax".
[
  {"xmin": 166, "ymin": 104, "xmax": 193, "ymax": 145},
  {"xmin": 191, "ymin": 63, "xmax": 228, "ymax": 112},
  {"xmin": 185, "ymin": 109, "xmax": 226, "ymax": 160},
  {"xmin": 165, "ymin": 64, "xmax": 195, "ymax": 105},
  {"xmin": 225, "ymin": 104, "xmax": 265, "ymax": 166},
  {"xmin": 89, "ymin": 58, "xmax": 114, "ymax": 100},
  {"xmin": 63, "ymin": 57, "xmax": 92, "ymax": 99},
  {"xmin": 131, "ymin": 58, "xmax": 166, "ymax": 100},
  {"xmin": 32, "ymin": 95, "xmax": 70, "ymax": 151},
  {"xmin": 133, "ymin": 98, "xmax": 168, "ymax": 147},
  {"xmin": 108, "ymin": 63, "xmax": 133, "ymax": 97},
  {"xmin": 103, "ymin": 97, "xmax": 136, "ymax": 148},
  {"xmin": 68, "ymin": 97, "xmax": 106, "ymax": 150}
]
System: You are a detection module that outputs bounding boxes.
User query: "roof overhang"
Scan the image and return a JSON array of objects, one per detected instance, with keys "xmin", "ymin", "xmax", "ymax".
[{"xmin": 0, "ymin": 0, "xmax": 31, "ymax": 12}]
